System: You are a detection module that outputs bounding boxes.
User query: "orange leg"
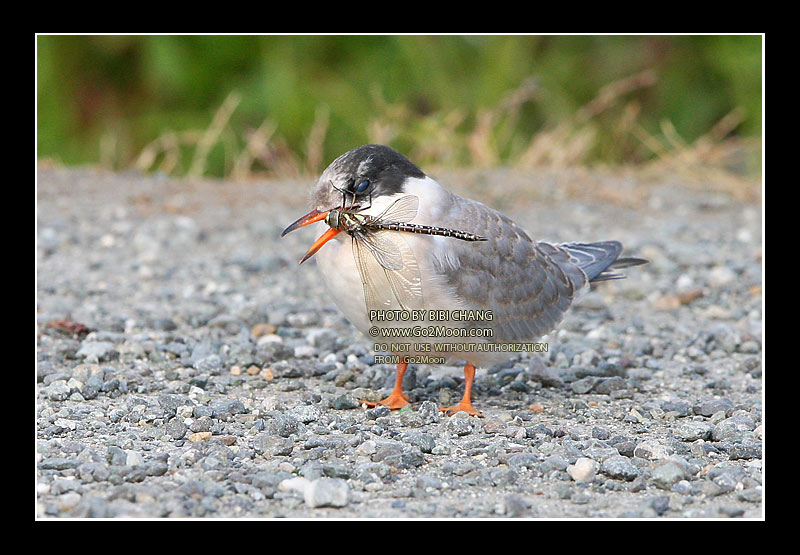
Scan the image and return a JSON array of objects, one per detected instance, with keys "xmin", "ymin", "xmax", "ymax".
[
  {"xmin": 362, "ymin": 359, "xmax": 410, "ymax": 410},
  {"xmin": 440, "ymin": 364, "xmax": 482, "ymax": 417}
]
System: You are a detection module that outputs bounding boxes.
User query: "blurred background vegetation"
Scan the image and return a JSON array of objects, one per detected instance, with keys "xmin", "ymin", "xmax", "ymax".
[{"xmin": 37, "ymin": 35, "xmax": 762, "ymax": 188}]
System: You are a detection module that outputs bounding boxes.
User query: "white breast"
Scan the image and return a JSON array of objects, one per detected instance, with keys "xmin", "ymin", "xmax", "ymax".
[
  {"xmin": 315, "ymin": 176, "xmax": 460, "ymax": 335},
  {"xmin": 314, "ymin": 226, "xmax": 373, "ymax": 335},
  {"xmin": 313, "ymin": 176, "xmax": 508, "ymax": 366}
]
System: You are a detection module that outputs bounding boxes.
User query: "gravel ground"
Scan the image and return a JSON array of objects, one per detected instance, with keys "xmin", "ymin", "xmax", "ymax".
[{"xmin": 36, "ymin": 165, "xmax": 763, "ymax": 519}]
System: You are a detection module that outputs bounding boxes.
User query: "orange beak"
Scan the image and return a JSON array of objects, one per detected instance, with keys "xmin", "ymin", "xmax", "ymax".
[{"xmin": 281, "ymin": 209, "xmax": 341, "ymax": 264}]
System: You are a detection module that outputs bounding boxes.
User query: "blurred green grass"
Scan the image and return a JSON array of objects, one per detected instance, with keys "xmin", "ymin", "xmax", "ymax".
[{"xmin": 36, "ymin": 35, "xmax": 762, "ymax": 183}]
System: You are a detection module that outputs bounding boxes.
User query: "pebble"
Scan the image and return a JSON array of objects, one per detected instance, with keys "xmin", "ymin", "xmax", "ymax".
[
  {"xmin": 650, "ymin": 461, "xmax": 686, "ymax": 490},
  {"xmin": 43, "ymin": 381, "xmax": 71, "ymax": 401},
  {"xmin": 674, "ymin": 421, "xmax": 714, "ymax": 442},
  {"xmin": 39, "ymin": 457, "xmax": 80, "ymax": 471},
  {"xmin": 76, "ymin": 341, "xmax": 116, "ymax": 361},
  {"xmin": 188, "ymin": 432, "xmax": 212, "ymax": 442},
  {"xmin": 165, "ymin": 419, "xmax": 187, "ymax": 440},
  {"xmin": 633, "ymin": 441, "xmax": 673, "ymax": 460},
  {"xmin": 712, "ymin": 415, "xmax": 757, "ymax": 442},
  {"xmin": 737, "ymin": 487, "xmax": 762, "ymax": 503},
  {"xmin": 567, "ymin": 458, "xmax": 598, "ymax": 483},
  {"xmin": 718, "ymin": 506, "xmax": 745, "ymax": 518},
  {"xmin": 708, "ymin": 266, "xmax": 736, "ymax": 287},
  {"xmin": 528, "ymin": 358, "xmax": 564, "ymax": 388},
  {"xmin": 727, "ymin": 440, "xmax": 762, "ymax": 460},
  {"xmin": 503, "ymin": 494, "xmax": 532, "ymax": 517},
  {"xmin": 571, "ymin": 377, "xmax": 598, "ymax": 394},
  {"xmin": 288, "ymin": 404, "xmax": 321, "ymax": 423},
  {"xmin": 333, "ymin": 394, "xmax": 360, "ymax": 410},
  {"xmin": 671, "ymin": 480, "xmax": 692, "ymax": 495},
  {"xmin": 278, "ymin": 477, "xmax": 310, "ymax": 495},
  {"xmin": 693, "ymin": 398, "xmax": 734, "ymax": 417},
  {"xmin": 304, "ymin": 478, "xmax": 351, "ymax": 508},
  {"xmin": 445, "ymin": 415, "xmax": 473, "ymax": 436},
  {"xmin": 265, "ymin": 415, "xmax": 300, "ymax": 438},
  {"xmin": 601, "ymin": 456, "xmax": 641, "ymax": 481},
  {"xmin": 539, "ymin": 455, "xmax": 569, "ymax": 473}
]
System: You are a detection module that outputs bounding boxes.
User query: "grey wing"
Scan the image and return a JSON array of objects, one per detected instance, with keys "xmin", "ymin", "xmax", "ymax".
[{"xmin": 430, "ymin": 195, "xmax": 581, "ymax": 343}]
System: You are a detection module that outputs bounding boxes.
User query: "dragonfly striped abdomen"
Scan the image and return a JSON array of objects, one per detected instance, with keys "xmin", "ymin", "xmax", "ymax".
[
  {"xmin": 325, "ymin": 197, "xmax": 486, "ymax": 243},
  {"xmin": 371, "ymin": 222, "xmax": 486, "ymax": 242}
]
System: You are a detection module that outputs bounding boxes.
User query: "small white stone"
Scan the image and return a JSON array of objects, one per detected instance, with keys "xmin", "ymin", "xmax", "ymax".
[
  {"xmin": 633, "ymin": 440, "xmax": 673, "ymax": 460},
  {"xmin": 278, "ymin": 477, "xmax": 311, "ymax": 495},
  {"xmin": 676, "ymin": 274, "xmax": 694, "ymax": 289},
  {"xmin": 54, "ymin": 418, "xmax": 78, "ymax": 431},
  {"xmin": 256, "ymin": 334, "xmax": 284, "ymax": 345},
  {"xmin": 355, "ymin": 440, "xmax": 377, "ymax": 456},
  {"xmin": 567, "ymin": 457, "xmax": 599, "ymax": 482},
  {"xmin": 99, "ymin": 234, "xmax": 115, "ymax": 248},
  {"xmin": 708, "ymin": 266, "xmax": 736, "ymax": 287},
  {"xmin": 304, "ymin": 478, "xmax": 350, "ymax": 508},
  {"xmin": 126, "ymin": 451, "xmax": 144, "ymax": 467},
  {"xmin": 293, "ymin": 345, "xmax": 317, "ymax": 358}
]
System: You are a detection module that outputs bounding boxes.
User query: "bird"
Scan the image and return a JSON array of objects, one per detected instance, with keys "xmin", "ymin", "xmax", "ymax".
[{"xmin": 281, "ymin": 144, "xmax": 646, "ymax": 416}]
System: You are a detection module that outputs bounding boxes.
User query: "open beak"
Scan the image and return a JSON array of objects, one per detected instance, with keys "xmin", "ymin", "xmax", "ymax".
[
  {"xmin": 280, "ymin": 208, "xmax": 341, "ymax": 264},
  {"xmin": 281, "ymin": 209, "xmax": 328, "ymax": 237}
]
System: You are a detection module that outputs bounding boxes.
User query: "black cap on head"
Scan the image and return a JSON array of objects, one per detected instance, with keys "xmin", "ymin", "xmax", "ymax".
[{"xmin": 329, "ymin": 144, "xmax": 425, "ymax": 195}]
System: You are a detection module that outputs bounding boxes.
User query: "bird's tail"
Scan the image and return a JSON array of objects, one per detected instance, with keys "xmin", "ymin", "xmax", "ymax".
[{"xmin": 559, "ymin": 241, "xmax": 648, "ymax": 283}]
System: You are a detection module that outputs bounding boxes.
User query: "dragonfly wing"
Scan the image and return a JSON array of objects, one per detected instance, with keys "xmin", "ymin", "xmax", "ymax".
[
  {"xmin": 352, "ymin": 230, "xmax": 424, "ymax": 313},
  {"xmin": 352, "ymin": 234, "xmax": 393, "ymax": 315},
  {"xmin": 374, "ymin": 195, "xmax": 419, "ymax": 224},
  {"xmin": 357, "ymin": 229, "xmax": 405, "ymax": 271},
  {"xmin": 381, "ymin": 232, "xmax": 424, "ymax": 311}
]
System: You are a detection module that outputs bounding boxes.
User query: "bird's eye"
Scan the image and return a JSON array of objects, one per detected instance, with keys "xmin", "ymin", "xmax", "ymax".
[{"xmin": 355, "ymin": 179, "xmax": 370, "ymax": 194}]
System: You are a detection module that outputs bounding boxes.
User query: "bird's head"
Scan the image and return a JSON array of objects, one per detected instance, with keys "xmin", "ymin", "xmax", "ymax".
[{"xmin": 281, "ymin": 144, "xmax": 425, "ymax": 263}]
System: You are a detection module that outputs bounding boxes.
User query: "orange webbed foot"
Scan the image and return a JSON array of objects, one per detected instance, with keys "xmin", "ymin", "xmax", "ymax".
[
  {"xmin": 439, "ymin": 401, "xmax": 482, "ymax": 417},
  {"xmin": 361, "ymin": 359, "xmax": 411, "ymax": 410},
  {"xmin": 361, "ymin": 391, "xmax": 410, "ymax": 410}
]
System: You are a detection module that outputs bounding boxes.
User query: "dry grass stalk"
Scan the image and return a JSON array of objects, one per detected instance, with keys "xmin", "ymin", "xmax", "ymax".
[
  {"xmin": 304, "ymin": 105, "xmax": 330, "ymax": 176},
  {"xmin": 410, "ymin": 108, "xmax": 466, "ymax": 167},
  {"xmin": 467, "ymin": 77, "xmax": 539, "ymax": 167},
  {"xmin": 189, "ymin": 92, "xmax": 241, "ymax": 177},
  {"xmin": 515, "ymin": 69, "xmax": 658, "ymax": 170},
  {"xmin": 231, "ymin": 119, "xmax": 277, "ymax": 181},
  {"xmin": 633, "ymin": 108, "xmax": 760, "ymax": 201},
  {"xmin": 574, "ymin": 70, "xmax": 657, "ymax": 125},
  {"xmin": 253, "ymin": 136, "xmax": 303, "ymax": 179}
]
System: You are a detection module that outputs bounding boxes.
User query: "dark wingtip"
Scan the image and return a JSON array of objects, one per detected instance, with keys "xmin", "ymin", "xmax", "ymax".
[
  {"xmin": 590, "ymin": 255, "xmax": 649, "ymax": 282},
  {"xmin": 611, "ymin": 257, "xmax": 649, "ymax": 268}
]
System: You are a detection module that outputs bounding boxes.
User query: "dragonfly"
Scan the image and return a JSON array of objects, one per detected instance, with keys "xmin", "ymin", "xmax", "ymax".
[{"xmin": 292, "ymin": 195, "xmax": 486, "ymax": 315}]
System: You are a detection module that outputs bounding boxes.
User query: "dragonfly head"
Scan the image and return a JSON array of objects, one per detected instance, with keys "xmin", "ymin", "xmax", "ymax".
[{"xmin": 325, "ymin": 210, "xmax": 340, "ymax": 230}]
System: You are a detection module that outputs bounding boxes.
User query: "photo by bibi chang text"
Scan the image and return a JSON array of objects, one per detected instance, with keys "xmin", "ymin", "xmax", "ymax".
[{"xmin": 368, "ymin": 309, "xmax": 494, "ymax": 322}]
